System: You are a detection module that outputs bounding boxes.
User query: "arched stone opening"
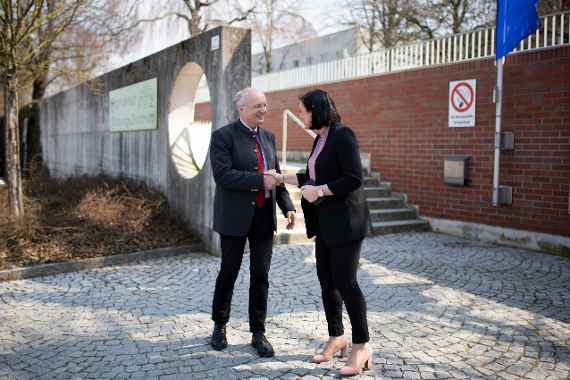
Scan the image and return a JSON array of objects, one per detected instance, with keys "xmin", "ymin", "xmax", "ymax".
[{"xmin": 168, "ymin": 63, "xmax": 212, "ymax": 180}]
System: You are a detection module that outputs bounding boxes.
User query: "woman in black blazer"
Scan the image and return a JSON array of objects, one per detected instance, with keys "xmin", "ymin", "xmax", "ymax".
[{"xmin": 269, "ymin": 89, "xmax": 372, "ymax": 377}]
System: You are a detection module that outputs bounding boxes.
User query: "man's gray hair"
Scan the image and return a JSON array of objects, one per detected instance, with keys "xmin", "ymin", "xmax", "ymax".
[{"xmin": 234, "ymin": 88, "xmax": 251, "ymax": 108}]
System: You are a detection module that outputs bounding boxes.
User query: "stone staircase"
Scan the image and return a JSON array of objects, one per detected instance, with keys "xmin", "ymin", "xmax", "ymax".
[
  {"xmin": 274, "ymin": 165, "xmax": 429, "ymax": 245},
  {"xmin": 364, "ymin": 173, "xmax": 430, "ymax": 235}
]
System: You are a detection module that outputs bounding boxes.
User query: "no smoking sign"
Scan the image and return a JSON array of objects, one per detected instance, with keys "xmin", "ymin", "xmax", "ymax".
[{"xmin": 449, "ymin": 79, "xmax": 476, "ymax": 128}]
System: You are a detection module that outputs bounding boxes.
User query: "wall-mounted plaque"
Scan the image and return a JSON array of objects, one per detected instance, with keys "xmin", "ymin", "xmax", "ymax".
[{"xmin": 109, "ymin": 78, "xmax": 158, "ymax": 132}]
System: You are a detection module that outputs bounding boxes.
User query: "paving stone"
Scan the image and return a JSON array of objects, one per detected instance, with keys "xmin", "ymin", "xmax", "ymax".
[{"xmin": 0, "ymin": 233, "xmax": 568, "ymax": 379}]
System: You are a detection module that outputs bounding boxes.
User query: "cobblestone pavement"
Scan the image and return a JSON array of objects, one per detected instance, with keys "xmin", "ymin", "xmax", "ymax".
[{"xmin": 1, "ymin": 232, "xmax": 569, "ymax": 380}]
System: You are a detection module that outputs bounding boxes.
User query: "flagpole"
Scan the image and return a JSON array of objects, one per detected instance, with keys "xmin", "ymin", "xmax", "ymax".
[{"xmin": 492, "ymin": 57, "xmax": 504, "ymax": 207}]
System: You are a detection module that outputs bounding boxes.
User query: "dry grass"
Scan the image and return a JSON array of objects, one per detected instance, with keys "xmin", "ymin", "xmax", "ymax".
[{"xmin": 0, "ymin": 167, "xmax": 197, "ymax": 270}]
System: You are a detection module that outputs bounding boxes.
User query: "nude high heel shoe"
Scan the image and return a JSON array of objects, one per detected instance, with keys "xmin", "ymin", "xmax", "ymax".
[
  {"xmin": 312, "ymin": 340, "xmax": 349, "ymax": 364},
  {"xmin": 339, "ymin": 347, "xmax": 373, "ymax": 377}
]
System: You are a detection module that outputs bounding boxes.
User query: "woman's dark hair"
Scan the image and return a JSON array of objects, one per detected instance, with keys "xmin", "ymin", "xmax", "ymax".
[{"xmin": 299, "ymin": 89, "xmax": 341, "ymax": 130}]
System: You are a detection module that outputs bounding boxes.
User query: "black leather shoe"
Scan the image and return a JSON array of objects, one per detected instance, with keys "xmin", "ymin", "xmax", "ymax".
[
  {"xmin": 251, "ymin": 333, "xmax": 275, "ymax": 357},
  {"xmin": 210, "ymin": 323, "xmax": 227, "ymax": 350}
]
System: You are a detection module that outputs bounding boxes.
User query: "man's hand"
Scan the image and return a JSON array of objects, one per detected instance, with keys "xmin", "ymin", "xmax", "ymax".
[
  {"xmin": 263, "ymin": 173, "xmax": 279, "ymax": 190},
  {"xmin": 264, "ymin": 169, "xmax": 283, "ymax": 185},
  {"xmin": 286, "ymin": 211, "xmax": 295, "ymax": 230},
  {"xmin": 301, "ymin": 185, "xmax": 321, "ymax": 203}
]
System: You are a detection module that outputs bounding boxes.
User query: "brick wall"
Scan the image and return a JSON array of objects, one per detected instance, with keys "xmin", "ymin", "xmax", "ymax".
[{"xmin": 195, "ymin": 46, "xmax": 570, "ymax": 236}]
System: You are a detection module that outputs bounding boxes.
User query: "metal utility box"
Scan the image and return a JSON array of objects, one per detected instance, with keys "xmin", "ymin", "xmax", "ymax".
[
  {"xmin": 444, "ymin": 155, "xmax": 470, "ymax": 186},
  {"xmin": 501, "ymin": 132, "xmax": 514, "ymax": 150},
  {"xmin": 499, "ymin": 185, "xmax": 513, "ymax": 205}
]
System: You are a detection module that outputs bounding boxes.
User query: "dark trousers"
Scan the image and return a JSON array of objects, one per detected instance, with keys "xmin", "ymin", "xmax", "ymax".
[
  {"xmin": 315, "ymin": 235, "xmax": 370, "ymax": 344},
  {"xmin": 212, "ymin": 201, "xmax": 274, "ymax": 333}
]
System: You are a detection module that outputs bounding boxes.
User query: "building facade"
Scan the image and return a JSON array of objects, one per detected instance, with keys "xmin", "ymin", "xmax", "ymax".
[{"xmin": 252, "ymin": 27, "xmax": 366, "ymax": 75}]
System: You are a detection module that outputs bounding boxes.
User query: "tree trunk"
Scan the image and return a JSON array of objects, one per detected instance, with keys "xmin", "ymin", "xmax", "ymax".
[
  {"xmin": 264, "ymin": 50, "xmax": 272, "ymax": 73},
  {"xmin": 4, "ymin": 74, "xmax": 24, "ymax": 217},
  {"xmin": 28, "ymin": 74, "xmax": 47, "ymax": 167},
  {"xmin": 32, "ymin": 74, "xmax": 48, "ymax": 100}
]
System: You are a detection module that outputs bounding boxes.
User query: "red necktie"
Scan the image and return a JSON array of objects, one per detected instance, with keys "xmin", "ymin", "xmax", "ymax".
[{"xmin": 255, "ymin": 139, "xmax": 265, "ymax": 208}]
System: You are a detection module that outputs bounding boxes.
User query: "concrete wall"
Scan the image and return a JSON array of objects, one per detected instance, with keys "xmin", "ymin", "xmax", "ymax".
[{"xmin": 40, "ymin": 26, "xmax": 251, "ymax": 254}]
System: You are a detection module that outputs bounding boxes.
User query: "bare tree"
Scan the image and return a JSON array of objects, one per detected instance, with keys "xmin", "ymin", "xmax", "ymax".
[
  {"xmin": 407, "ymin": 0, "xmax": 495, "ymax": 39},
  {"xmin": 241, "ymin": 0, "xmax": 316, "ymax": 73},
  {"xmin": 137, "ymin": 0, "xmax": 255, "ymax": 38},
  {"xmin": 537, "ymin": 0, "xmax": 570, "ymax": 15},
  {"xmin": 150, "ymin": 0, "xmax": 218, "ymax": 37},
  {"xmin": 32, "ymin": 0, "xmax": 145, "ymax": 100},
  {"xmin": 127, "ymin": 0, "xmax": 313, "ymax": 74},
  {"xmin": 342, "ymin": 0, "xmax": 434, "ymax": 52},
  {"xmin": 1, "ymin": 0, "xmax": 146, "ymax": 188},
  {"xmin": 343, "ymin": 0, "xmax": 382, "ymax": 52},
  {"xmin": 342, "ymin": 0, "xmax": 496, "ymax": 52},
  {"xmin": 0, "ymin": 0, "xmax": 86, "ymax": 217},
  {"xmin": 0, "ymin": 86, "xmax": 4, "ymax": 179},
  {"xmin": 375, "ymin": 0, "xmax": 417, "ymax": 49}
]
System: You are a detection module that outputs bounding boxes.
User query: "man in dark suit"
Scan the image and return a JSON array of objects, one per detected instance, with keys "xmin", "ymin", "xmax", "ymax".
[{"xmin": 209, "ymin": 87, "xmax": 296, "ymax": 357}]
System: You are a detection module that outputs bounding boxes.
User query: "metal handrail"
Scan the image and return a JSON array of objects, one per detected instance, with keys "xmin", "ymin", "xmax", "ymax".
[{"xmin": 281, "ymin": 109, "xmax": 316, "ymax": 168}]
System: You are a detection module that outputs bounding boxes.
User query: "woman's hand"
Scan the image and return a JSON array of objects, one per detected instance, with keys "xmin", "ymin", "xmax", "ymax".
[{"xmin": 301, "ymin": 185, "xmax": 323, "ymax": 203}]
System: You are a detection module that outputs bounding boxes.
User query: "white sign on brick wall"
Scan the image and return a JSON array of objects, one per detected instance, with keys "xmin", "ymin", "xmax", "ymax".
[{"xmin": 449, "ymin": 79, "xmax": 476, "ymax": 128}]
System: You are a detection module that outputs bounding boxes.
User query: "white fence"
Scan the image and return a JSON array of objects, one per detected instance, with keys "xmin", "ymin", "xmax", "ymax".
[{"xmin": 196, "ymin": 11, "xmax": 570, "ymax": 102}]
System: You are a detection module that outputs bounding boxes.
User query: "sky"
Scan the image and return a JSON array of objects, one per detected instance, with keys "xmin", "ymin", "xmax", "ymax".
[{"xmin": 110, "ymin": 0, "xmax": 346, "ymax": 71}]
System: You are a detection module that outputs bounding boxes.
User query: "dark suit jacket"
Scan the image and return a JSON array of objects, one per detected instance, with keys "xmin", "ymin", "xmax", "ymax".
[
  {"xmin": 210, "ymin": 120, "xmax": 295, "ymax": 236},
  {"xmin": 296, "ymin": 122, "xmax": 369, "ymax": 246}
]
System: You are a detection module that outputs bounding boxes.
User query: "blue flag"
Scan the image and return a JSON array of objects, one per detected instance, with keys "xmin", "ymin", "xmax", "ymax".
[{"xmin": 496, "ymin": 0, "xmax": 540, "ymax": 60}]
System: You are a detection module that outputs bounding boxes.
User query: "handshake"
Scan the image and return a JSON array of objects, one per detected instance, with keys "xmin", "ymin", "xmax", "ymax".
[{"xmin": 262, "ymin": 169, "xmax": 284, "ymax": 191}]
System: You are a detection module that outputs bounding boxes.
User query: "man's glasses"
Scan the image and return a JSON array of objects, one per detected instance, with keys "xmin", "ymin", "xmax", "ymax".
[{"xmin": 248, "ymin": 104, "xmax": 268, "ymax": 111}]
